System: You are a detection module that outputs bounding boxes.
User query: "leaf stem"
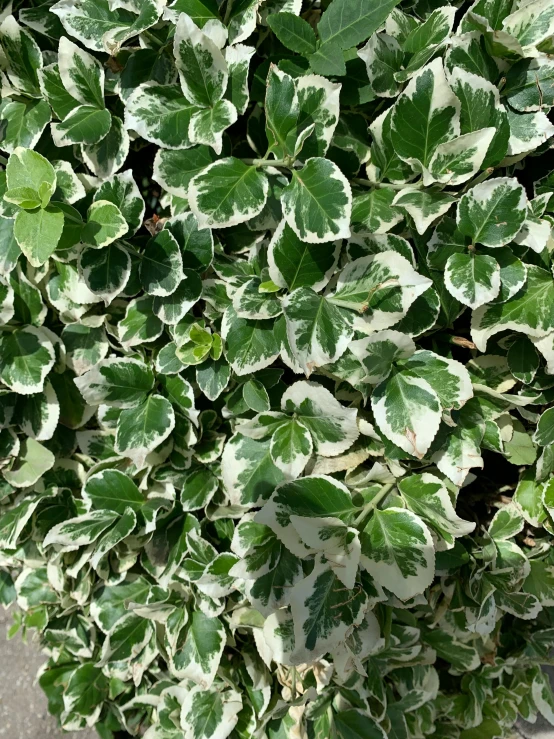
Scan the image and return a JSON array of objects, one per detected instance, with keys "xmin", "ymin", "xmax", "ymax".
[
  {"xmin": 0, "ymin": 154, "xmax": 7, "ymax": 166},
  {"xmin": 223, "ymin": 0, "xmax": 234, "ymax": 25},
  {"xmin": 462, "ymin": 167, "xmax": 494, "ymax": 193},
  {"xmin": 352, "ymin": 178, "xmax": 423, "ymax": 190},
  {"xmin": 354, "ymin": 483, "xmax": 395, "ymax": 530},
  {"xmin": 244, "ymin": 158, "xmax": 290, "ymax": 168}
]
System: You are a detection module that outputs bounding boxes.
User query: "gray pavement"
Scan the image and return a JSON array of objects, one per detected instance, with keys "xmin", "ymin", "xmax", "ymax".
[{"xmin": 0, "ymin": 607, "xmax": 98, "ymax": 739}]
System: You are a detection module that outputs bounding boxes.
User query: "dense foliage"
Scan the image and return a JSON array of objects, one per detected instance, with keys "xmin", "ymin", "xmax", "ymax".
[{"xmin": 2, "ymin": 0, "xmax": 554, "ymax": 737}]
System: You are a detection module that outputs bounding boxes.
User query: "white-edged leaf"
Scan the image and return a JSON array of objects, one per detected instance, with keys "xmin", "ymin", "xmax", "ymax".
[
  {"xmin": 173, "ymin": 12, "xmax": 228, "ymax": 107},
  {"xmin": 281, "ymin": 157, "xmax": 352, "ymax": 243},
  {"xmin": 74, "ymin": 356, "xmax": 154, "ymax": 408},
  {"xmin": 282, "ymin": 287, "xmax": 353, "ymax": 375},
  {"xmin": 0, "ymin": 325, "xmax": 55, "ymax": 394},
  {"xmin": 115, "ymin": 394, "xmax": 175, "ymax": 467},
  {"xmin": 331, "ymin": 252, "xmax": 432, "ymax": 329},
  {"xmin": 445, "ymin": 252, "xmax": 501, "ymax": 309},
  {"xmin": 361, "ymin": 507, "xmax": 434, "ymax": 601},
  {"xmin": 171, "ymin": 612, "xmax": 225, "ymax": 689},
  {"xmin": 281, "ymin": 380, "xmax": 359, "ymax": 457},
  {"xmin": 371, "ymin": 372, "xmax": 442, "ymax": 458},
  {"xmin": 189, "ymin": 157, "xmax": 269, "ymax": 229},
  {"xmin": 457, "ymin": 177, "xmax": 527, "ymax": 248}
]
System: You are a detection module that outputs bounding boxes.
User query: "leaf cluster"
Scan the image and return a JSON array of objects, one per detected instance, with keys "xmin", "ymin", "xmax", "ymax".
[{"xmin": 2, "ymin": 0, "xmax": 554, "ymax": 737}]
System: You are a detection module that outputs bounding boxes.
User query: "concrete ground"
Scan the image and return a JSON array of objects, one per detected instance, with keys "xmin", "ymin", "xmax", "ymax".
[
  {"xmin": 0, "ymin": 607, "xmax": 98, "ymax": 739},
  {"xmin": 2, "ymin": 605, "xmax": 553, "ymax": 739}
]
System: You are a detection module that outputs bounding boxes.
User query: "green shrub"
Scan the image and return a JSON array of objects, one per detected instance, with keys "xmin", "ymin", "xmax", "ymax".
[{"xmin": 1, "ymin": 0, "xmax": 554, "ymax": 737}]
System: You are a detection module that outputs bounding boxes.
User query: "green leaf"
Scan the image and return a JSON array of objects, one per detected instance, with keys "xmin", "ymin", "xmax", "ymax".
[
  {"xmin": 289, "ymin": 556, "xmax": 367, "ymax": 663},
  {"xmin": 13, "ymin": 207, "xmax": 64, "ymax": 268},
  {"xmin": 391, "ymin": 58, "xmax": 460, "ymax": 170},
  {"xmin": 403, "ymin": 7, "xmax": 455, "ymax": 54},
  {"xmin": 358, "ymin": 33, "xmax": 403, "ymax": 99},
  {"xmin": 2, "ymin": 441, "xmax": 55, "ymax": 489},
  {"xmin": 43, "ymin": 508, "xmax": 118, "ymax": 548},
  {"xmin": 167, "ymin": 0, "xmax": 219, "ymax": 27},
  {"xmin": 471, "ymin": 265, "xmax": 554, "ymax": 351},
  {"xmin": 222, "ymin": 306, "xmax": 280, "ymax": 375},
  {"xmin": 372, "ymin": 371, "xmax": 442, "ymax": 458},
  {"xmin": 445, "ymin": 253, "xmax": 500, "ymax": 309},
  {"xmin": 118, "ymin": 296, "xmax": 164, "ymax": 348},
  {"xmin": 257, "ymin": 475, "xmax": 357, "ymax": 557},
  {"xmin": 351, "ymin": 188, "xmax": 403, "ymax": 234},
  {"xmin": 82, "ymin": 200, "xmax": 127, "ymax": 248},
  {"xmin": 58, "ymin": 36, "xmax": 105, "ymax": 108},
  {"xmin": 124, "ymin": 83, "xmax": 200, "ymax": 149},
  {"xmin": 505, "ymin": 56, "xmax": 554, "ymax": 112},
  {"xmin": 265, "ymin": 66, "xmax": 299, "ymax": 159},
  {"xmin": 154, "ymin": 270, "xmax": 203, "ymax": 325},
  {"xmin": 224, "ymin": 43, "xmax": 255, "ymax": 116},
  {"xmin": 457, "ymin": 177, "xmax": 527, "ymax": 248},
  {"xmin": 295, "ymin": 74, "xmax": 342, "ymax": 160},
  {"xmin": 449, "ymin": 68, "xmax": 510, "ymax": 169},
  {"xmin": 154, "ymin": 146, "xmax": 218, "ymax": 199},
  {"xmin": 115, "ymin": 394, "xmax": 175, "ymax": 467},
  {"xmin": 318, "ymin": 0, "xmax": 402, "ymax": 50},
  {"xmin": 267, "ymin": 12, "xmax": 316, "ymax": 55},
  {"xmin": 140, "ymin": 230, "xmax": 184, "ymax": 297},
  {"xmin": 268, "ymin": 219, "xmax": 340, "ymax": 291},
  {"xmin": 0, "ymin": 15, "xmax": 42, "ymax": 96},
  {"xmin": 90, "ymin": 507, "xmax": 137, "ymax": 569},
  {"xmin": 350, "ymin": 329, "xmax": 415, "ymax": 384},
  {"xmin": 504, "ymin": 419, "xmax": 537, "ymax": 466},
  {"xmin": 79, "ymin": 243, "xmax": 131, "ymax": 302},
  {"xmin": 535, "ymin": 407, "xmax": 554, "ymax": 446},
  {"xmin": 82, "ymin": 115, "xmax": 130, "ymax": 180},
  {"xmin": 74, "ymin": 356, "xmax": 154, "ymax": 408},
  {"xmin": 222, "ymin": 433, "xmax": 286, "ymax": 507},
  {"xmin": 52, "ymin": 0, "xmax": 164, "ymax": 53},
  {"xmin": 190, "ymin": 157, "xmax": 269, "ymax": 229},
  {"xmin": 361, "ymin": 507, "xmax": 434, "ymax": 600},
  {"xmin": 392, "ymin": 190, "xmax": 455, "ymax": 235},
  {"xmin": 196, "ymin": 357, "xmax": 231, "ymax": 401},
  {"xmin": 171, "ymin": 612, "xmax": 225, "ymax": 688},
  {"xmin": 0, "ymin": 99, "xmax": 51, "ymax": 154},
  {"xmin": 38, "ymin": 62, "xmax": 80, "ymax": 120},
  {"xmin": 94, "ymin": 170, "xmax": 145, "ymax": 237},
  {"xmin": 0, "ymin": 326, "xmax": 55, "ymax": 394},
  {"xmin": 270, "ymin": 419, "xmax": 313, "ymax": 479},
  {"xmin": 308, "ymin": 42, "xmax": 346, "ymax": 77},
  {"xmin": 282, "ymin": 288, "xmax": 353, "ymax": 375},
  {"xmin": 281, "ymin": 380, "xmax": 359, "ymax": 457},
  {"xmin": 63, "ymin": 664, "xmax": 108, "ymax": 718},
  {"xmin": 402, "ymin": 349, "xmax": 473, "ymax": 411},
  {"xmin": 165, "ymin": 212, "xmax": 214, "ymax": 272},
  {"xmin": 281, "ymin": 157, "xmax": 352, "ymax": 243},
  {"xmin": 508, "ymin": 335, "xmax": 540, "ymax": 384},
  {"xmin": 398, "ymin": 473, "xmax": 475, "ymax": 546},
  {"xmin": 423, "ymin": 630, "xmax": 480, "ymax": 672},
  {"xmin": 503, "ymin": 0, "xmax": 554, "ymax": 54},
  {"xmin": 181, "ymin": 466, "xmax": 219, "ymax": 511},
  {"xmin": 83, "ymin": 469, "xmax": 144, "ymax": 513},
  {"xmin": 6, "ymin": 147, "xmax": 56, "ymax": 204},
  {"xmin": 51, "ymin": 105, "xmax": 111, "ymax": 146},
  {"xmin": 243, "ymin": 378, "xmax": 270, "ymax": 412},
  {"xmin": 180, "ymin": 686, "xmax": 242, "ymax": 739},
  {"xmin": 189, "ymin": 99, "xmax": 237, "ymax": 154},
  {"xmin": 99, "ymin": 612, "xmax": 154, "ymax": 670},
  {"xmin": 334, "ymin": 711, "xmax": 387, "ymax": 739},
  {"xmin": 331, "ymin": 252, "xmax": 432, "ymax": 329},
  {"xmin": 174, "ymin": 13, "xmax": 228, "ymax": 107}
]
